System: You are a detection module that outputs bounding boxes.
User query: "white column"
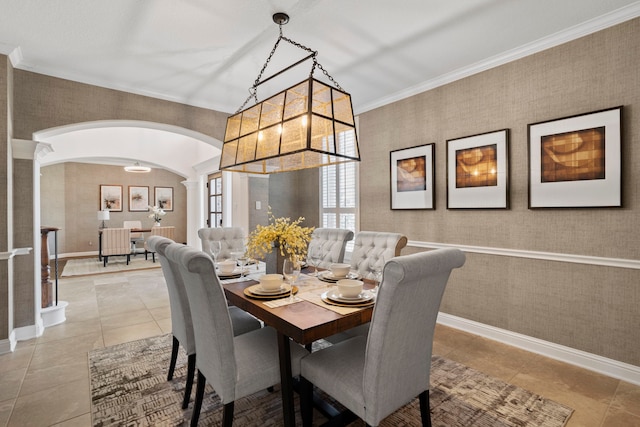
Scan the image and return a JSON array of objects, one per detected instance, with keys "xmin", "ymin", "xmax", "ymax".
[{"xmin": 181, "ymin": 180, "xmax": 200, "ymax": 248}]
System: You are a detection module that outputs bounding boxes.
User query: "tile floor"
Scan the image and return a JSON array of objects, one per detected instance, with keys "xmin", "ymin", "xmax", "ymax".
[{"xmin": 1, "ymin": 266, "xmax": 639, "ymax": 426}]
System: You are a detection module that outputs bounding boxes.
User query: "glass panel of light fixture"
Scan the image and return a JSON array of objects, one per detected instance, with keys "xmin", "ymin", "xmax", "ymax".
[
  {"xmin": 312, "ymin": 80, "xmax": 332, "ymax": 117},
  {"xmin": 332, "ymin": 89, "xmax": 355, "ymax": 125},
  {"xmin": 224, "ymin": 114, "xmax": 242, "ymax": 142},
  {"xmin": 281, "ymin": 117, "xmax": 307, "ymax": 154},
  {"xmin": 237, "ymin": 134, "xmax": 258, "ymax": 163},
  {"xmin": 311, "ymin": 115, "xmax": 335, "ymax": 153},
  {"xmin": 335, "ymin": 123, "xmax": 358, "ymax": 157},
  {"xmin": 239, "ymin": 104, "xmax": 261, "ymax": 137},
  {"xmin": 260, "ymin": 93, "xmax": 285, "ymax": 129},
  {"xmin": 283, "ymin": 80, "xmax": 309, "ymax": 120},
  {"xmin": 219, "ymin": 140, "xmax": 239, "ymax": 168},
  {"xmin": 255, "ymin": 125, "xmax": 282, "ymax": 159}
]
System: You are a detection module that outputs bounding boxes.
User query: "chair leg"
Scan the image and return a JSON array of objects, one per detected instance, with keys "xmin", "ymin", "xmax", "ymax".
[
  {"xmin": 300, "ymin": 376, "xmax": 314, "ymax": 427},
  {"xmin": 191, "ymin": 370, "xmax": 206, "ymax": 427},
  {"xmin": 167, "ymin": 336, "xmax": 179, "ymax": 381},
  {"xmin": 222, "ymin": 402, "xmax": 234, "ymax": 427},
  {"xmin": 126, "ymin": 254, "xmax": 130, "ymax": 265},
  {"xmin": 182, "ymin": 353, "xmax": 196, "ymax": 409},
  {"xmin": 152, "ymin": 252, "xmax": 156, "ymax": 263},
  {"xmin": 145, "ymin": 250, "xmax": 148, "ymax": 260},
  {"xmin": 103, "ymin": 256, "xmax": 108, "ymax": 267},
  {"xmin": 419, "ymin": 390, "xmax": 432, "ymax": 427}
]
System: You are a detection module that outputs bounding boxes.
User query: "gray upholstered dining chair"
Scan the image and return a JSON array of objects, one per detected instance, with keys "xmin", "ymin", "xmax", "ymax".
[
  {"xmin": 101, "ymin": 227, "xmax": 133, "ymax": 267},
  {"xmin": 324, "ymin": 231, "xmax": 408, "ymax": 342},
  {"xmin": 173, "ymin": 243, "xmax": 309, "ymax": 426},
  {"xmin": 300, "ymin": 248, "xmax": 466, "ymax": 427},
  {"xmin": 349, "ymin": 231, "xmax": 408, "ymax": 277},
  {"xmin": 307, "ymin": 227, "xmax": 354, "ymax": 270},
  {"xmin": 148, "ymin": 236, "xmax": 262, "ymax": 411},
  {"xmin": 198, "ymin": 227, "xmax": 245, "ymax": 261}
]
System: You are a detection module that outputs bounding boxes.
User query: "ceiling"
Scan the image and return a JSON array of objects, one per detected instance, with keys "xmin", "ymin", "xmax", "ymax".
[
  {"xmin": 2, "ymin": 1, "xmax": 639, "ymax": 177},
  {"xmin": 2, "ymin": 0, "xmax": 639, "ymax": 116}
]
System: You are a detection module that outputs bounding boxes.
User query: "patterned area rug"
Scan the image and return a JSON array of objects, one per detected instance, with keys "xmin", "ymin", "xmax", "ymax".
[
  {"xmin": 61, "ymin": 256, "xmax": 160, "ymax": 277},
  {"xmin": 89, "ymin": 334, "xmax": 573, "ymax": 427}
]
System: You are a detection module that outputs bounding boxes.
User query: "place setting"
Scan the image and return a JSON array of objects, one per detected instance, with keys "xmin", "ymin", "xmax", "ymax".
[
  {"xmin": 320, "ymin": 279, "xmax": 375, "ymax": 308},
  {"xmin": 317, "ymin": 263, "xmax": 362, "ymax": 283},
  {"xmin": 243, "ymin": 273, "xmax": 299, "ymax": 300}
]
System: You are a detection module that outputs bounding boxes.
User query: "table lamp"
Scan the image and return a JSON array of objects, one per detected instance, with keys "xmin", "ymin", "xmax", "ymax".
[{"xmin": 97, "ymin": 209, "xmax": 110, "ymax": 229}]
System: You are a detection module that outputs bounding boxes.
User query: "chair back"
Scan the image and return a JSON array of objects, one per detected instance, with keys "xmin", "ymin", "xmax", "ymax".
[
  {"xmin": 148, "ymin": 236, "xmax": 195, "ymax": 355},
  {"xmin": 363, "ymin": 248, "xmax": 465, "ymax": 423},
  {"xmin": 173, "ymin": 244, "xmax": 238, "ymax": 403},
  {"xmin": 197, "ymin": 227, "xmax": 244, "ymax": 260},
  {"xmin": 101, "ymin": 228, "xmax": 132, "ymax": 256},
  {"xmin": 308, "ymin": 228, "xmax": 354, "ymax": 269},
  {"xmin": 350, "ymin": 231, "xmax": 408, "ymax": 276},
  {"xmin": 144, "ymin": 226, "xmax": 175, "ymax": 251},
  {"xmin": 123, "ymin": 220, "xmax": 143, "ymax": 239}
]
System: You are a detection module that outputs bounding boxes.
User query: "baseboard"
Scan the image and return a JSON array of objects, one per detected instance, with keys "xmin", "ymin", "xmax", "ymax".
[
  {"xmin": 437, "ymin": 312, "xmax": 640, "ymax": 386},
  {"xmin": 0, "ymin": 332, "xmax": 16, "ymax": 354}
]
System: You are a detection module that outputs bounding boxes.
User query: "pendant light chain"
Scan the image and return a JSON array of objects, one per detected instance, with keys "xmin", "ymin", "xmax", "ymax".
[{"xmin": 235, "ymin": 22, "xmax": 343, "ymax": 114}]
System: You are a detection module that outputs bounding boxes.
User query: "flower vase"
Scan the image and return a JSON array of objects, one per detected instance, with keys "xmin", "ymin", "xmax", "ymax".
[{"xmin": 265, "ymin": 245, "xmax": 288, "ymax": 274}]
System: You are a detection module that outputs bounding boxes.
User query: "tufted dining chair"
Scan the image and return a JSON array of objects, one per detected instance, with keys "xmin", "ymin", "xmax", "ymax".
[
  {"xmin": 350, "ymin": 231, "xmax": 408, "ymax": 277},
  {"xmin": 148, "ymin": 236, "xmax": 262, "ymax": 411},
  {"xmin": 198, "ymin": 227, "xmax": 245, "ymax": 261},
  {"xmin": 174, "ymin": 243, "xmax": 309, "ymax": 426},
  {"xmin": 144, "ymin": 226, "xmax": 176, "ymax": 262},
  {"xmin": 300, "ymin": 248, "xmax": 466, "ymax": 427},
  {"xmin": 307, "ymin": 228, "xmax": 354, "ymax": 270},
  {"xmin": 101, "ymin": 227, "xmax": 132, "ymax": 267}
]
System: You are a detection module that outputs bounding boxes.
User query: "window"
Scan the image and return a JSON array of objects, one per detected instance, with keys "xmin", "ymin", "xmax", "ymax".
[
  {"xmin": 208, "ymin": 173, "xmax": 223, "ymax": 227},
  {"xmin": 319, "ymin": 131, "xmax": 359, "ymax": 254}
]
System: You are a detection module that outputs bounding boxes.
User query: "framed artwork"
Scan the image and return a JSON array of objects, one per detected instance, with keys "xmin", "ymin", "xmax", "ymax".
[
  {"xmin": 154, "ymin": 186, "xmax": 174, "ymax": 211},
  {"xmin": 128, "ymin": 186, "xmax": 149, "ymax": 212},
  {"xmin": 446, "ymin": 129, "xmax": 509, "ymax": 209},
  {"xmin": 100, "ymin": 185, "xmax": 122, "ymax": 212},
  {"xmin": 528, "ymin": 106, "xmax": 622, "ymax": 208},
  {"xmin": 390, "ymin": 143, "xmax": 435, "ymax": 210}
]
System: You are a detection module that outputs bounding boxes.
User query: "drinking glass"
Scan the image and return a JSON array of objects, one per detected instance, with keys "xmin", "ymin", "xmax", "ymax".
[
  {"xmin": 369, "ymin": 258, "xmax": 385, "ymax": 294},
  {"xmin": 307, "ymin": 246, "xmax": 321, "ymax": 276},
  {"xmin": 231, "ymin": 240, "xmax": 248, "ymax": 280},
  {"xmin": 282, "ymin": 258, "xmax": 301, "ymax": 302},
  {"xmin": 209, "ymin": 241, "xmax": 222, "ymax": 266}
]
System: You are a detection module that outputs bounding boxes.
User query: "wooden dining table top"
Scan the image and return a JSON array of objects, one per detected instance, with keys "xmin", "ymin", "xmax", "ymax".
[{"xmin": 222, "ymin": 275, "xmax": 374, "ymax": 345}]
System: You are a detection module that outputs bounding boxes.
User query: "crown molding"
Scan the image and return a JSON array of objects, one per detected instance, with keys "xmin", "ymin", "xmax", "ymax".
[{"xmin": 356, "ymin": 3, "xmax": 640, "ymax": 114}]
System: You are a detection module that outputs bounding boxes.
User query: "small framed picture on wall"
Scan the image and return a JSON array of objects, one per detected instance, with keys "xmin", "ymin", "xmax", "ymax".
[
  {"xmin": 100, "ymin": 185, "xmax": 122, "ymax": 212},
  {"xmin": 528, "ymin": 106, "xmax": 622, "ymax": 208},
  {"xmin": 390, "ymin": 143, "xmax": 435, "ymax": 210},
  {"xmin": 154, "ymin": 186, "xmax": 174, "ymax": 211},
  {"xmin": 128, "ymin": 186, "xmax": 149, "ymax": 212},
  {"xmin": 446, "ymin": 129, "xmax": 510, "ymax": 209}
]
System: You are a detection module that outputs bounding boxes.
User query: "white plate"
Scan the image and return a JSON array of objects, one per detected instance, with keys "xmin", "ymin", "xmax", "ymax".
[
  {"xmin": 319, "ymin": 271, "xmax": 361, "ymax": 282},
  {"xmin": 326, "ymin": 289, "xmax": 374, "ymax": 303},
  {"xmin": 249, "ymin": 284, "xmax": 290, "ymax": 295}
]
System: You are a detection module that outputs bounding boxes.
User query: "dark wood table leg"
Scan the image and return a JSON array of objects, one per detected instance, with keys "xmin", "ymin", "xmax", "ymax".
[{"xmin": 277, "ymin": 331, "xmax": 296, "ymax": 427}]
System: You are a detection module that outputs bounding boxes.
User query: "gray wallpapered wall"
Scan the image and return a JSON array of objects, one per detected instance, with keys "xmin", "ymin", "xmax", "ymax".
[{"xmin": 355, "ymin": 18, "xmax": 640, "ymax": 366}]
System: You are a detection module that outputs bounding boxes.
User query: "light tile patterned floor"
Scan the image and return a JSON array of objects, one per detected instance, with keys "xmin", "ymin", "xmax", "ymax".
[{"xmin": 0, "ymin": 267, "xmax": 638, "ymax": 426}]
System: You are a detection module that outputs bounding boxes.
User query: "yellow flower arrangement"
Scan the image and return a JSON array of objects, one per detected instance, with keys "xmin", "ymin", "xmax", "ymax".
[{"xmin": 246, "ymin": 208, "xmax": 314, "ymax": 263}]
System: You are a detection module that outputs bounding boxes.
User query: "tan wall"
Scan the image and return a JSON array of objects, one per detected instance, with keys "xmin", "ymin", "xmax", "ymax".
[
  {"xmin": 358, "ymin": 18, "xmax": 640, "ymax": 366},
  {"xmin": 41, "ymin": 162, "xmax": 188, "ymax": 255},
  {"xmin": 12, "ymin": 71, "xmax": 228, "ymax": 141}
]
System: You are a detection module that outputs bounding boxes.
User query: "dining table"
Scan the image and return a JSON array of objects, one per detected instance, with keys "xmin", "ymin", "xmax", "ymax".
[{"xmin": 221, "ymin": 268, "xmax": 375, "ymax": 427}]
